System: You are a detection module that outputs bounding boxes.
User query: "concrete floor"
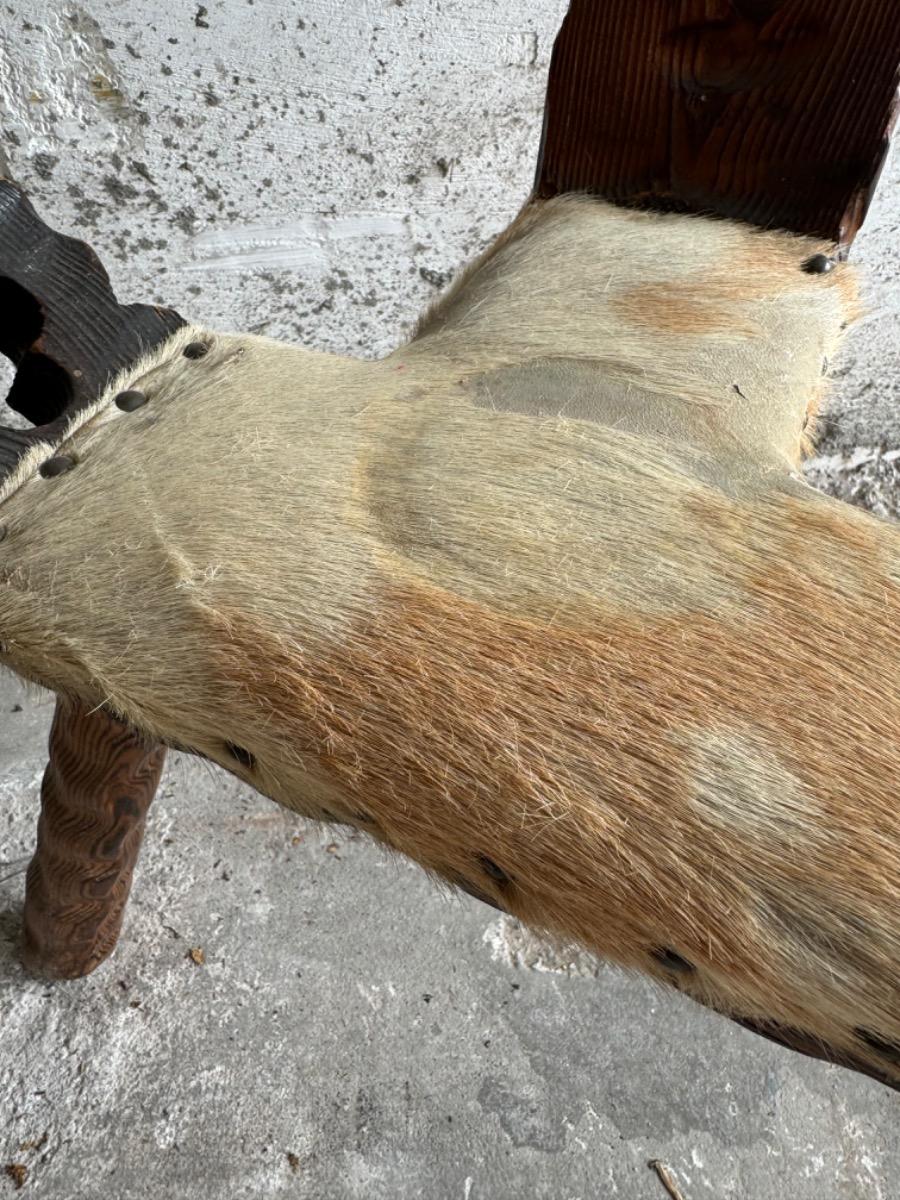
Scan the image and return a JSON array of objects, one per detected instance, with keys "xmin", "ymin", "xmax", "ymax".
[
  {"xmin": 3, "ymin": 668, "xmax": 900, "ymax": 1200},
  {"xmin": 2, "ymin": 2, "xmax": 900, "ymax": 1197}
]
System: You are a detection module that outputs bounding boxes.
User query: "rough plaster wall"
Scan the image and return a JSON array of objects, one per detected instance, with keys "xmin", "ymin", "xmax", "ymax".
[
  {"xmin": 2, "ymin": 3, "xmax": 900, "ymax": 1199},
  {"xmin": 0, "ymin": 0, "xmax": 569, "ymax": 356}
]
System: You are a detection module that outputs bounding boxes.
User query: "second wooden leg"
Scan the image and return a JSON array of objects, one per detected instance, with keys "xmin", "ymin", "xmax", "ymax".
[{"xmin": 21, "ymin": 700, "xmax": 166, "ymax": 980}]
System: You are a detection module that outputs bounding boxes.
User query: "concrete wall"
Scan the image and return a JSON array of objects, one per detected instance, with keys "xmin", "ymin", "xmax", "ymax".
[{"xmin": 1, "ymin": 0, "xmax": 569, "ymax": 355}]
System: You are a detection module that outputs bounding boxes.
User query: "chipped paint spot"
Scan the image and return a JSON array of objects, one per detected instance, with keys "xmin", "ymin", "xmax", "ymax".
[{"xmin": 483, "ymin": 915, "xmax": 605, "ymax": 977}]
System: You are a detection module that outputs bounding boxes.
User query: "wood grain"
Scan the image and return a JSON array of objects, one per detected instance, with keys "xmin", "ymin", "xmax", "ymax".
[
  {"xmin": 21, "ymin": 703, "xmax": 166, "ymax": 980},
  {"xmin": 0, "ymin": 175, "xmax": 176, "ymax": 980},
  {"xmin": 536, "ymin": 0, "xmax": 900, "ymax": 245},
  {"xmin": 0, "ymin": 179, "xmax": 185, "ymax": 426}
]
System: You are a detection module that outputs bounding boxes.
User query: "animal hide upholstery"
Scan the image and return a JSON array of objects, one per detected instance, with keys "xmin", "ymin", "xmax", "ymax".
[{"xmin": 2, "ymin": 195, "xmax": 899, "ymax": 1088}]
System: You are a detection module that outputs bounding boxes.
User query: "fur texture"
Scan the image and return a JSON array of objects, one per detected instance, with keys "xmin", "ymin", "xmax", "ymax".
[{"xmin": 2, "ymin": 196, "xmax": 898, "ymax": 1088}]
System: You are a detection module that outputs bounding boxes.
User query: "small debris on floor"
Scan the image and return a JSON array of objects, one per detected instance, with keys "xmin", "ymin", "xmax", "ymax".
[
  {"xmin": 17, "ymin": 1133, "xmax": 47, "ymax": 1153},
  {"xmin": 648, "ymin": 1159, "xmax": 688, "ymax": 1200},
  {"xmin": 325, "ymin": 843, "xmax": 340, "ymax": 857},
  {"xmin": 4, "ymin": 1164, "xmax": 27, "ymax": 1190},
  {"xmin": 286, "ymin": 1152, "xmax": 300, "ymax": 1173},
  {"xmin": 187, "ymin": 947, "xmax": 205, "ymax": 966}
]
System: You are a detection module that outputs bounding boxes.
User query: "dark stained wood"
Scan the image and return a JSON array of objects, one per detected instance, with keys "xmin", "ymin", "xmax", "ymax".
[
  {"xmin": 21, "ymin": 702, "xmax": 166, "ymax": 980},
  {"xmin": 536, "ymin": 0, "xmax": 900, "ymax": 246},
  {"xmin": 0, "ymin": 179, "xmax": 185, "ymax": 426}
]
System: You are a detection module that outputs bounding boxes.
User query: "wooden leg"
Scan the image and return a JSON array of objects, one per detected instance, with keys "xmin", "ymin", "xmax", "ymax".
[
  {"xmin": 0, "ymin": 181, "xmax": 181, "ymax": 981},
  {"xmin": 21, "ymin": 700, "xmax": 166, "ymax": 980}
]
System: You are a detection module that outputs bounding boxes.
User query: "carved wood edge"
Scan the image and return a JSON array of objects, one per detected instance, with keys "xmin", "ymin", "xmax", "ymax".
[
  {"xmin": 0, "ymin": 179, "xmax": 178, "ymax": 978},
  {"xmin": 0, "ymin": 179, "xmax": 185, "ymax": 425}
]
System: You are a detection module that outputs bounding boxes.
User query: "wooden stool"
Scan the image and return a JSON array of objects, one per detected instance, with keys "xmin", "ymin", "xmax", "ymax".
[{"xmin": 1, "ymin": 0, "xmax": 899, "ymax": 1091}]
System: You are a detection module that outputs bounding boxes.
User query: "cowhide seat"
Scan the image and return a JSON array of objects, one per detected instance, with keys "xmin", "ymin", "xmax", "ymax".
[{"xmin": 2, "ymin": 0, "xmax": 900, "ymax": 1095}]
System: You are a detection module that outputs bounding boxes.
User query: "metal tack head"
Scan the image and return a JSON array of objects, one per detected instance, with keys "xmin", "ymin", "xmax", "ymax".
[
  {"xmin": 183, "ymin": 340, "xmax": 211, "ymax": 360},
  {"xmin": 0, "ymin": 181, "xmax": 186, "ymax": 498},
  {"xmin": 802, "ymin": 253, "xmax": 836, "ymax": 275},
  {"xmin": 225, "ymin": 742, "xmax": 255, "ymax": 770},
  {"xmin": 651, "ymin": 946, "xmax": 694, "ymax": 973},
  {"xmin": 115, "ymin": 388, "xmax": 149, "ymax": 413},
  {"xmin": 39, "ymin": 455, "xmax": 76, "ymax": 479},
  {"xmin": 477, "ymin": 855, "xmax": 511, "ymax": 885}
]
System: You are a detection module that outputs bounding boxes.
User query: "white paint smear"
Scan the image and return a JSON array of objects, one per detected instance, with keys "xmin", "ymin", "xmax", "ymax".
[{"xmin": 184, "ymin": 213, "xmax": 408, "ymax": 272}]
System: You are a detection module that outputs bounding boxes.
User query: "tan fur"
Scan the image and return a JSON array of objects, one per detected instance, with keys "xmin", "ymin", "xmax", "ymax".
[{"xmin": 3, "ymin": 196, "xmax": 898, "ymax": 1086}]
